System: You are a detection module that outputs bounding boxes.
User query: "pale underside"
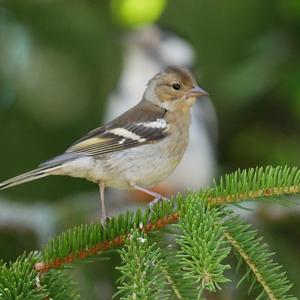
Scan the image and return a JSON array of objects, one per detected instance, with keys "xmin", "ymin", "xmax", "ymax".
[{"xmin": 51, "ymin": 129, "xmax": 189, "ymax": 189}]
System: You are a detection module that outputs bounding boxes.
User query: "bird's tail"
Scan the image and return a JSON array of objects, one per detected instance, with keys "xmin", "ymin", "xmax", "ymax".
[{"xmin": 0, "ymin": 166, "xmax": 61, "ymax": 190}]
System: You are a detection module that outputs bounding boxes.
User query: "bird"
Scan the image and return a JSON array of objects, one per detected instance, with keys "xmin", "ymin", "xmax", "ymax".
[
  {"xmin": 106, "ymin": 26, "xmax": 217, "ymax": 201},
  {"xmin": 0, "ymin": 66, "xmax": 208, "ymax": 223}
]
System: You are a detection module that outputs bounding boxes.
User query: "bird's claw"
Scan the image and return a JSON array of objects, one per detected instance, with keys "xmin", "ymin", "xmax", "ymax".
[
  {"xmin": 149, "ymin": 196, "xmax": 169, "ymax": 212},
  {"xmin": 101, "ymin": 215, "xmax": 111, "ymax": 226}
]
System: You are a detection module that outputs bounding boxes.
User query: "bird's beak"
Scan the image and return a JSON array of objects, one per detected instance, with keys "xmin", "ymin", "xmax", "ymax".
[{"xmin": 186, "ymin": 86, "xmax": 209, "ymax": 98}]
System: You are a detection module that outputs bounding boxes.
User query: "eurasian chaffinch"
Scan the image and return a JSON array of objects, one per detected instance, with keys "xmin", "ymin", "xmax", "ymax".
[
  {"xmin": 106, "ymin": 27, "xmax": 217, "ymax": 207},
  {"xmin": 0, "ymin": 66, "xmax": 208, "ymax": 222}
]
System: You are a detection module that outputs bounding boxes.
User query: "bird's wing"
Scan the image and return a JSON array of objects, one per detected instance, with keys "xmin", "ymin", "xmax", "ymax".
[
  {"xmin": 39, "ymin": 100, "xmax": 168, "ymax": 168},
  {"xmin": 66, "ymin": 121, "xmax": 168, "ymax": 156},
  {"xmin": 67, "ymin": 100, "xmax": 169, "ymax": 156}
]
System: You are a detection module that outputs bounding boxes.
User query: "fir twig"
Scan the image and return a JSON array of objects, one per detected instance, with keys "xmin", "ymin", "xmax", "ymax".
[
  {"xmin": 176, "ymin": 196, "xmax": 231, "ymax": 297},
  {"xmin": 0, "ymin": 252, "xmax": 47, "ymax": 300},
  {"xmin": 42, "ymin": 269, "xmax": 81, "ymax": 300},
  {"xmin": 161, "ymin": 249, "xmax": 201, "ymax": 300},
  {"xmin": 2, "ymin": 166, "xmax": 300, "ymax": 299},
  {"xmin": 36, "ymin": 166, "xmax": 300, "ymax": 274},
  {"xmin": 0, "ymin": 252, "xmax": 80, "ymax": 300},
  {"xmin": 37, "ymin": 210, "xmax": 180, "ymax": 273},
  {"xmin": 224, "ymin": 214, "xmax": 296, "ymax": 300},
  {"xmin": 208, "ymin": 166, "xmax": 300, "ymax": 206},
  {"xmin": 115, "ymin": 230, "xmax": 170, "ymax": 300},
  {"xmin": 158, "ymin": 264, "xmax": 184, "ymax": 300}
]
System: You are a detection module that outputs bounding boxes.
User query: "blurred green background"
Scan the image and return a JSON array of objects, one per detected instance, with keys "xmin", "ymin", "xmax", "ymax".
[{"xmin": 0, "ymin": 0, "xmax": 300, "ymax": 299}]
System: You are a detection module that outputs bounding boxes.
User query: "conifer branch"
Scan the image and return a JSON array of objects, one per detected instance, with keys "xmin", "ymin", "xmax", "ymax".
[
  {"xmin": 207, "ymin": 166, "xmax": 300, "ymax": 206},
  {"xmin": 224, "ymin": 214, "xmax": 296, "ymax": 300},
  {"xmin": 2, "ymin": 166, "xmax": 299, "ymax": 299},
  {"xmin": 0, "ymin": 252, "xmax": 47, "ymax": 300},
  {"xmin": 115, "ymin": 230, "xmax": 170, "ymax": 300},
  {"xmin": 36, "ymin": 210, "xmax": 180, "ymax": 273},
  {"xmin": 162, "ymin": 248, "xmax": 203, "ymax": 299},
  {"xmin": 176, "ymin": 196, "xmax": 231, "ymax": 296},
  {"xmin": 42, "ymin": 269, "xmax": 81, "ymax": 300},
  {"xmin": 158, "ymin": 264, "xmax": 184, "ymax": 300},
  {"xmin": 36, "ymin": 166, "xmax": 300, "ymax": 274},
  {"xmin": 0, "ymin": 252, "xmax": 80, "ymax": 300},
  {"xmin": 224, "ymin": 230, "xmax": 276, "ymax": 299}
]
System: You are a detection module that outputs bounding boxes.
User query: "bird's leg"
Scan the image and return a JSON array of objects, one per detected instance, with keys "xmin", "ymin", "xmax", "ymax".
[
  {"xmin": 98, "ymin": 181, "xmax": 107, "ymax": 224},
  {"xmin": 130, "ymin": 182, "xmax": 169, "ymax": 209}
]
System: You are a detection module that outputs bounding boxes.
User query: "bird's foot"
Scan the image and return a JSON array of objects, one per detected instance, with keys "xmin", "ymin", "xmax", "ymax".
[
  {"xmin": 149, "ymin": 195, "xmax": 169, "ymax": 212},
  {"xmin": 101, "ymin": 215, "xmax": 111, "ymax": 226},
  {"xmin": 130, "ymin": 182, "xmax": 169, "ymax": 212}
]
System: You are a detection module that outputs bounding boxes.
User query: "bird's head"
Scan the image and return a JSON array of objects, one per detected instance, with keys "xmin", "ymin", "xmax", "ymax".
[{"xmin": 144, "ymin": 66, "xmax": 208, "ymax": 111}]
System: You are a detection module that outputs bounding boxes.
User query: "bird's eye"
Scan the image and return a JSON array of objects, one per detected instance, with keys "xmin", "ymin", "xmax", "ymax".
[{"xmin": 171, "ymin": 83, "xmax": 181, "ymax": 91}]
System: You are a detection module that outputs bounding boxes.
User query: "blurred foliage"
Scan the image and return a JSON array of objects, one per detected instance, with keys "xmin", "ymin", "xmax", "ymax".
[
  {"xmin": 0, "ymin": 226, "xmax": 38, "ymax": 262},
  {"xmin": 160, "ymin": 0, "xmax": 300, "ymax": 172},
  {"xmin": 0, "ymin": 0, "xmax": 122, "ymax": 200},
  {"xmin": 0, "ymin": 0, "xmax": 300, "ymax": 299}
]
